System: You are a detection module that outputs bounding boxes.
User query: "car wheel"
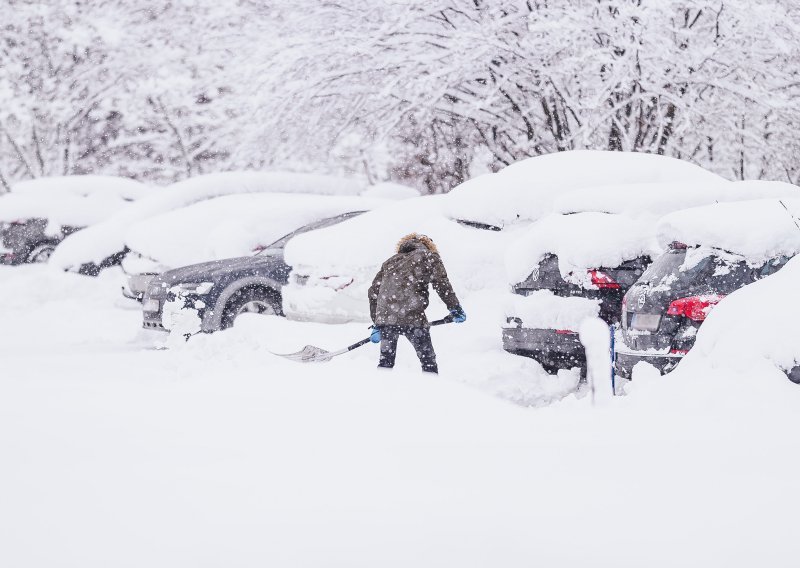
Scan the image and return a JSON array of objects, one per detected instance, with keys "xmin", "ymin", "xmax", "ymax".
[
  {"xmin": 786, "ymin": 365, "xmax": 800, "ymax": 385},
  {"xmin": 26, "ymin": 241, "xmax": 57, "ymax": 264},
  {"xmin": 221, "ymin": 287, "xmax": 282, "ymax": 329}
]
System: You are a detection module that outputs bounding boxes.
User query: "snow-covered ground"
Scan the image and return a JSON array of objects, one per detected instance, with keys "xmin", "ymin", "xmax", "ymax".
[{"xmin": 1, "ymin": 264, "xmax": 798, "ymax": 567}]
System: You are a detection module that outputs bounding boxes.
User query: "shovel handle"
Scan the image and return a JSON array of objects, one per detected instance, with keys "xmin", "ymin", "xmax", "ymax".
[{"xmin": 349, "ymin": 315, "xmax": 455, "ymax": 351}]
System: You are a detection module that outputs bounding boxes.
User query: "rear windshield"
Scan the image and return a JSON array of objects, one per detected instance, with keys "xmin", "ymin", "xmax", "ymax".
[{"xmin": 639, "ymin": 247, "xmax": 754, "ymax": 293}]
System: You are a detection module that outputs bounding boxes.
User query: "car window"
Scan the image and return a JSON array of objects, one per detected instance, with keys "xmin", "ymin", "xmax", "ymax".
[
  {"xmin": 255, "ymin": 211, "xmax": 365, "ymax": 255},
  {"xmin": 704, "ymin": 257, "xmax": 753, "ymax": 294},
  {"xmin": 454, "ymin": 219, "xmax": 503, "ymax": 232},
  {"xmin": 757, "ymin": 255, "xmax": 793, "ymax": 279}
]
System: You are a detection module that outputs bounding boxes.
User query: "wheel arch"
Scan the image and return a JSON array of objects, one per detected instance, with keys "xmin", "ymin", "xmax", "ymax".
[{"xmin": 203, "ymin": 276, "xmax": 283, "ymax": 332}]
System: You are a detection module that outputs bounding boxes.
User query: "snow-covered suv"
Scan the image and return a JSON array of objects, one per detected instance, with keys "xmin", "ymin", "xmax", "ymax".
[{"xmin": 615, "ymin": 243, "xmax": 791, "ymax": 378}]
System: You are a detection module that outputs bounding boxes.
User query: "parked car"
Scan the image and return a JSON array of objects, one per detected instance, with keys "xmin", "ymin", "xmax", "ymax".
[
  {"xmin": 48, "ymin": 171, "xmax": 371, "ymax": 275},
  {"xmin": 121, "ymin": 192, "xmax": 383, "ymax": 302},
  {"xmin": 501, "ymin": 212, "xmax": 654, "ymax": 374},
  {"xmin": 0, "ymin": 175, "xmax": 151, "ymax": 266},
  {"xmin": 141, "ymin": 211, "xmax": 367, "ymax": 333},
  {"xmin": 616, "ymin": 198, "xmax": 800, "ymax": 378},
  {"xmin": 282, "ymin": 195, "xmax": 514, "ymax": 324}
]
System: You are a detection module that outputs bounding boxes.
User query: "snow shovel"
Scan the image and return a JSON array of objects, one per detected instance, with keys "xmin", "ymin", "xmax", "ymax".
[{"xmin": 275, "ymin": 315, "xmax": 455, "ymax": 363}]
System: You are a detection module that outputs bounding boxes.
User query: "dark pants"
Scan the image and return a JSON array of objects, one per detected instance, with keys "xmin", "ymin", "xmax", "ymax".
[{"xmin": 378, "ymin": 325, "xmax": 438, "ymax": 373}]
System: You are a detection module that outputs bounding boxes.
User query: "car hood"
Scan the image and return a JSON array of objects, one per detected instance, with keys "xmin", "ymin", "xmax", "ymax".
[{"xmin": 158, "ymin": 253, "xmax": 288, "ymax": 285}]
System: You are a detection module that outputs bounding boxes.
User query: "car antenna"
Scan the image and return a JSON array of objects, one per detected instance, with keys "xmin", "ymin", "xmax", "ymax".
[{"xmin": 778, "ymin": 200, "xmax": 800, "ymax": 232}]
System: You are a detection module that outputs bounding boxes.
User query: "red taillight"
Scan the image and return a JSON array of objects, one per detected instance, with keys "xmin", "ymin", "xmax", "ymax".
[
  {"xmin": 666, "ymin": 294, "xmax": 725, "ymax": 322},
  {"xmin": 670, "ymin": 348, "xmax": 690, "ymax": 355},
  {"xmin": 588, "ymin": 269, "xmax": 620, "ymax": 289},
  {"xmin": 555, "ymin": 329, "xmax": 577, "ymax": 335}
]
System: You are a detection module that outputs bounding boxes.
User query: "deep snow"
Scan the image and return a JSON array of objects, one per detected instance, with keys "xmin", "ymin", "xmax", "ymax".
[{"xmin": 1, "ymin": 264, "xmax": 798, "ymax": 568}]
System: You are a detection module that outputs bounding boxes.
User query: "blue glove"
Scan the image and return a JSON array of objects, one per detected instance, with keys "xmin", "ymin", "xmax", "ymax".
[
  {"xmin": 370, "ymin": 326, "xmax": 382, "ymax": 343},
  {"xmin": 450, "ymin": 306, "xmax": 466, "ymax": 323}
]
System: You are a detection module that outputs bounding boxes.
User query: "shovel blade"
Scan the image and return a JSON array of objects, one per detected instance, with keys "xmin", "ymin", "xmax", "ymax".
[{"xmin": 274, "ymin": 344, "xmax": 334, "ymax": 363}]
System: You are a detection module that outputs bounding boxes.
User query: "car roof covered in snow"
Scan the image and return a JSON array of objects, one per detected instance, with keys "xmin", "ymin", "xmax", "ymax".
[
  {"xmin": 125, "ymin": 193, "xmax": 383, "ymax": 268},
  {"xmin": 504, "ymin": 212, "xmax": 660, "ymax": 284},
  {"xmin": 49, "ymin": 171, "xmax": 370, "ymax": 270},
  {"xmin": 657, "ymin": 198, "xmax": 800, "ymax": 263},
  {"xmin": 553, "ymin": 179, "xmax": 800, "ymax": 217},
  {"xmin": 443, "ymin": 150, "xmax": 724, "ymax": 227},
  {"xmin": 0, "ymin": 175, "xmax": 152, "ymax": 228}
]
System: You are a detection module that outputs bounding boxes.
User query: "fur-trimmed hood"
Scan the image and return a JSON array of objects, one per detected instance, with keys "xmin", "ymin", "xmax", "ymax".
[{"xmin": 396, "ymin": 233, "xmax": 438, "ymax": 254}]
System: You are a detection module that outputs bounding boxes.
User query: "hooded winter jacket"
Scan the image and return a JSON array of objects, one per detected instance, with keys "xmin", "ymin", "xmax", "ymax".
[{"xmin": 368, "ymin": 234, "xmax": 460, "ymax": 327}]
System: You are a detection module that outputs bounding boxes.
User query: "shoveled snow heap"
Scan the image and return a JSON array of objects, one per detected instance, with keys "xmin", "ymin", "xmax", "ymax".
[
  {"xmin": 50, "ymin": 171, "xmax": 369, "ymax": 270},
  {"xmin": 684, "ymin": 255, "xmax": 800, "ymax": 378},
  {"xmin": 504, "ymin": 212, "xmax": 659, "ymax": 285},
  {"xmin": 0, "ymin": 175, "xmax": 152, "ymax": 232},
  {"xmin": 124, "ymin": 193, "xmax": 381, "ymax": 268},
  {"xmin": 444, "ymin": 150, "xmax": 724, "ymax": 227},
  {"xmin": 657, "ymin": 198, "xmax": 800, "ymax": 264}
]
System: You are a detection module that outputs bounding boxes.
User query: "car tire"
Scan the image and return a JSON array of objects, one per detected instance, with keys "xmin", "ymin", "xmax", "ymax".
[
  {"xmin": 786, "ymin": 365, "xmax": 800, "ymax": 385},
  {"xmin": 220, "ymin": 287, "xmax": 282, "ymax": 329},
  {"xmin": 26, "ymin": 241, "xmax": 58, "ymax": 264}
]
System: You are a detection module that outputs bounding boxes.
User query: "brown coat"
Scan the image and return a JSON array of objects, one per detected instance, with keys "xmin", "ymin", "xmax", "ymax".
[{"xmin": 368, "ymin": 234, "xmax": 460, "ymax": 327}]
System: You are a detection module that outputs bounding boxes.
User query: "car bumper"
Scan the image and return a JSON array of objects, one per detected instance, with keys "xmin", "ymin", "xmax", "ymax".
[
  {"xmin": 502, "ymin": 326, "xmax": 585, "ymax": 371},
  {"xmin": 614, "ymin": 348, "xmax": 684, "ymax": 379}
]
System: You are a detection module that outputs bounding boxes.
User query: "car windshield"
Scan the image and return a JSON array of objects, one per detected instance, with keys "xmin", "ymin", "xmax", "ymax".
[{"xmin": 254, "ymin": 211, "xmax": 365, "ymax": 255}]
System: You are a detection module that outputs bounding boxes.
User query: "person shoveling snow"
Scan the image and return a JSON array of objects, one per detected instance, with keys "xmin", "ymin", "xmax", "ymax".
[{"xmin": 367, "ymin": 233, "xmax": 466, "ymax": 373}]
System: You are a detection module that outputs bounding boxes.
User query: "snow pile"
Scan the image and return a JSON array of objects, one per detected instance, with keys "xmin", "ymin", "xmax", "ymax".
[
  {"xmin": 503, "ymin": 290, "xmax": 600, "ymax": 330},
  {"xmin": 50, "ymin": 171, "xmax": 368, "ymax": 270},
  {"xmin": 554, "ymin": 179, "xmax": 799, "ymax": 217},
  {"xmin": 444, "ymin": 150, "xmax": 723, "ymax": 227},
  {"xmin": 682, "ymin": 255, "xmax": 800, "ymax": 378},
  {"xmin": 0, "ymin": 175, "xmax": 151, "ymax": 231},
  {"xmin": 657, "ymin": 198, "xmax": 800, "ymax": 263},
  {"xmin": 505, "ymin": 213, "xmax": 658, "ymax": 284},
  {"xmin": 124, "ymin": 193, "xmax": 379, "ymax": 268}
]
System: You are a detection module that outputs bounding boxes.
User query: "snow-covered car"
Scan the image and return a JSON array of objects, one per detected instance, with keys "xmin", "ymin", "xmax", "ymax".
[
  {"xmin": 48, "ymin": 171, "xmax": 370, "ymax": 275},
  {"xmin": 616, "ymin": 199, "xmax": 800, "ymax": 378},
  {"xmin": 141, "ymin": 211, "xmax": 367, "ymax": 334},
  {"xmin": 0, "ymin": 175, "xmax": 151, "ymax": 266},
  {"xmin": 122, "ymin": 193, "xmax": 384, "ymax": 302},
  {"xmin": 501, "ymin": 180, "xmax": 800, "ymax": 375},
  {"xmin": 680, "ymin": 255, "xmax": 800, "ymax": 385},
  {"xmin": 283, "ymin": 195, "xmax": 517, "ymax": 324}
]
